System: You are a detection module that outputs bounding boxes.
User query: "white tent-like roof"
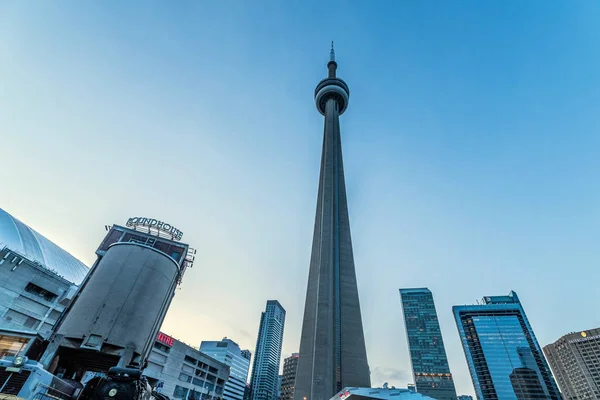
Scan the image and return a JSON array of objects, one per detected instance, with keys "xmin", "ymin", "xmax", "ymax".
[{"xmin": 0, "ymin": 208, "xmax": 89, "ymax": 284}]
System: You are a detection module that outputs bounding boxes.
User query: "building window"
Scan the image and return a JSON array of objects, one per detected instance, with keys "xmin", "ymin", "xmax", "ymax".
[
  {"xmin": 179, "ymin": 373, "xmax": 192, "ymax": 383},
  {"xmin": 99, "ymin": 229, "xmax": 123, "ymax": 251},
  {"xmin": 0, "ymin": 335, "xmax": 29, "ymax": 358},
  {"xmin": 153, "ymin": 241, "xmax": 170, "ymax": 254},
  {"xmin": 149, "ymin": 351, "xmax": 168, "ymax": 364},
  {"xmin": 24, "ymin": 283, "xmax": 58, "ymax": 302},
  {"xmin": 122, "ymin": 233, "xmax": 147, "ymax": 244},
  {"xmin": 185, "ymin": 355, "xmax": 198, "ymax": 365},
  {"xmin": 146, "ymin": 361, "xmax": 164, "ymax": 374},
  {"xmin": 154, "ymin": 342, "xmax": 171, "ymax": 353},
  {"xmin": 48, "ymin": 309, "xmax": 62, "ymax": 321},
  {"xmin": 192, "ymin": 378, "xmax": 204, "ymax": 386},
  {"xmin": 173, "ymin": 385, "xmax": 189, "ymax": 399}
]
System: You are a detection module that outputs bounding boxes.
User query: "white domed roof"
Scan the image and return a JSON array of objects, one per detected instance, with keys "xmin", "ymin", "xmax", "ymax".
[{"xmin": 0, "ymin": 208, "xmax": 89, "ymax": 284}]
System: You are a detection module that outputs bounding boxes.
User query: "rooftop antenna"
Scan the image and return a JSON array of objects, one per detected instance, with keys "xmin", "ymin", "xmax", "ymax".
[{"xmin": 330, "ymin": 41, "xmax": 335, "ymax": 62}]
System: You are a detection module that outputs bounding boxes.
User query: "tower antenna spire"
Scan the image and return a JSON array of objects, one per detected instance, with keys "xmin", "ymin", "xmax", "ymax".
[
  {"xmin": 327, "ymin": 41, "xmax": 337, "ymax": 78},
  {"xmin": 298, "ymin": 45, "xmax": 367, "ymax": 400},
  {"xmin": 330, "ymin": 41, "xmax": 335, "ymax": 62}
]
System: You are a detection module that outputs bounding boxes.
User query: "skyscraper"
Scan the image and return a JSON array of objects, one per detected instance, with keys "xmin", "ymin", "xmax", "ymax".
[
  {"xmin": 294, "ymin": 45, "xmax": 371, "ymax": 400},
  {"xmin": 277, "ymin": 375, "xmax": 282, "ymax": 399},
  {"xmin": 399, "ymin": 288, "xmax": 457, "ymax": 400},
  {"xmin": 280, "ymin": 353, "xmax": 299, "ymax": 400},
  {"xmin": 201, "ymin": 338, "xmax": 252, "ymax": 400},
  {"xmin": 250, "ymin": 300, "xmax": 286, "ymax": 400},
  {"xmin": 543, "ymin": 327, "xmax": 600, "ymax": 399},
  {"xmin": 453, "ymin": 291, "xmax": 561, "ymax": 400}
]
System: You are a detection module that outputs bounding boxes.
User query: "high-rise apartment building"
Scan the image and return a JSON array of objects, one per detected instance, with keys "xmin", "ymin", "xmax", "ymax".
[
  {"xmin": 280, "ymin": 353, "xmax": 299, "ymax": 400},
  {"xmin": 295, "ymin": 44, "xmax": 370, "ymax": 400},
  {"xmin": 399, "ymin": 288, "xmax": 457, "ymax": 400},
  {"xmin": 543, "ymin": 327, "xmax": 600, "ymax": 399},
  {"xmin": 244, "ymin": 384, "xmax": 252, "ymax": 400},
  {"xmin": 250, "ymin": 300, "xmax": 286, "ymax": 400},
  {"xmin": 453, "ymin": 291, "xmax": 561, "ymax": 399},
  {"xmin": 201, "ymin": 338, "xmax": 252, "ymax": 400},
  {"xmin": 242, "ymin": 350, "xmax": 252, "ymax": 361}
]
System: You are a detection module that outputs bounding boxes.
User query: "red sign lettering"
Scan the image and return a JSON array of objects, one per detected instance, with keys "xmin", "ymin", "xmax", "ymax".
[{"xmin": 157, "ymin": 332, "xmax": 174, "ymax": 347}]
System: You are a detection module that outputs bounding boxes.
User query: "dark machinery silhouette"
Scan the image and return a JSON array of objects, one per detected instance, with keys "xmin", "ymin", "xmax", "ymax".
[{"xmin": 79, "ymin": 366, "xmax": 170, "ymax": 400}]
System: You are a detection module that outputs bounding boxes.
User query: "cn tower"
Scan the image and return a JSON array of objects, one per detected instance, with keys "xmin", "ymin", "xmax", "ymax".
[{"xmin": 294, "ymin": 45, "xmax": 371, "ymax": 400}]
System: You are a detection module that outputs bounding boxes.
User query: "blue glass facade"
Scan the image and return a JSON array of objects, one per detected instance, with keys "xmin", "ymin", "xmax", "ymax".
[
  {"xmin": 250, "ymin": 300, "xmax": 286, "ymax": 400},
  {"xmin": 400, "ymin": 288, "xmax": 457, "ymax": 400},
  {"xmin": 200, "ymin": 338, "xmax": 252, "ymax": 400},
  {"xmin": 453, "ymin": 291, "xmax": 561, "ymax": 400}
]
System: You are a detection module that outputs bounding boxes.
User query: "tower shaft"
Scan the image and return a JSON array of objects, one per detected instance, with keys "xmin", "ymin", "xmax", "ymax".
[{"xmin": 294, "ymin": 51, "xmax": 370, "ymax": 400}]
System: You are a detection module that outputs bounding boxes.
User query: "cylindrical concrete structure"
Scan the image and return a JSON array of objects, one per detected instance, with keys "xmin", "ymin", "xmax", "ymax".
[{"xmin": 56, "ymin": 243, "xmax": 180, "ymax": 364}]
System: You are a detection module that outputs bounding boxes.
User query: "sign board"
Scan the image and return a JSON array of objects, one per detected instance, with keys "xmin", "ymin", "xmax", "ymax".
[
  {"xmin": 569, "ymin": 334, "xmax": 600, "ymax": 344},
  {"xmin": 339, "ymin": 391, "xmax": 351, "ymax": 400},
  {"xmin": 157, "ymin": 332, "xmax": 175, "ymax": 347},
  {"xmin": 126, "ymin": 217, "xmax": 183, "ymax": 241}
]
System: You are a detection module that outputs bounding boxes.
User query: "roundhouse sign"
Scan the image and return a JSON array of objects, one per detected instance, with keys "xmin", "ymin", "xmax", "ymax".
[{"xmin": 126, "ymin": 217, "xmax": 183, "ymax": 241}]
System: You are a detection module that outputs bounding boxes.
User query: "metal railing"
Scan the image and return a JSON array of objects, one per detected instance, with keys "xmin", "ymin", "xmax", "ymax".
[{"xmin": 31, "ymin": 383, "xmax": 74, "ymax": 400}]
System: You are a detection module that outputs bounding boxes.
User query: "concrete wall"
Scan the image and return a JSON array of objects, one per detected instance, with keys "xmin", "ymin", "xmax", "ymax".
[
  {"xmin": 145, "ymin": 336, "xmax": 230, "ymax": 400},
  {"xmin": 0, "ymin": 247, "xmax": 75, "ymax": 340},
  {"xmin": 56, "ymin": 243, "xmax": 180, "ymax": 363}
]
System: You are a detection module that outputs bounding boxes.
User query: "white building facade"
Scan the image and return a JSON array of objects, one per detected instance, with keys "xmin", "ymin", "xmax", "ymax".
[
  {"xmin": 201, "ymin": 338, "xmax": 251, "ymax": 400},
  {"xmin": 0, "ymin": 208, "xmax": 88, "ymax": 358},
  {"xmin": 146, "ymin": 332, "xmax": 230, "ymax": 400}
]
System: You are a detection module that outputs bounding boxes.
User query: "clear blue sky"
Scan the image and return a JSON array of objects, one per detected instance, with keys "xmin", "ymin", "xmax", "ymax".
[{"xmin": 1, "ymin": 1, "xmax": 599, "ymax": 396}]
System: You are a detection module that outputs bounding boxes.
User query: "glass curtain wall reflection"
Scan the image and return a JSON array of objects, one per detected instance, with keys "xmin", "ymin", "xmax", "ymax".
[
  {"xmin": 453, "ymin": 291, "xmax": 561, "ymax": 400},
  {"xmin": 400, "ymin": 288, "xmax": 457, "ymax": 399}
]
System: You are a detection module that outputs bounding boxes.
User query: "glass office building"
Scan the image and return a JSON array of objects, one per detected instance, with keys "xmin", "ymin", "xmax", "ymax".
[
  {"xmin": 453, "ymin": 291, "xmax": 561, "ymax": 400},
  {"xmin": 250, "ymin": 300, "xmax": 286, "ymax": 400},
  {"xmin": 201, "ymin": 338, "xmax": 252, "ymax": 400},
  {"xmin": 399, "ymin": 288, "xmax": 457, "ymax": 400}
]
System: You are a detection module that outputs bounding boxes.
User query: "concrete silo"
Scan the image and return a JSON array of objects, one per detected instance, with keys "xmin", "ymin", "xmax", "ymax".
[{"xmin": 40, "ymin": 218, "xmax": 194, "ymax": 380}]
